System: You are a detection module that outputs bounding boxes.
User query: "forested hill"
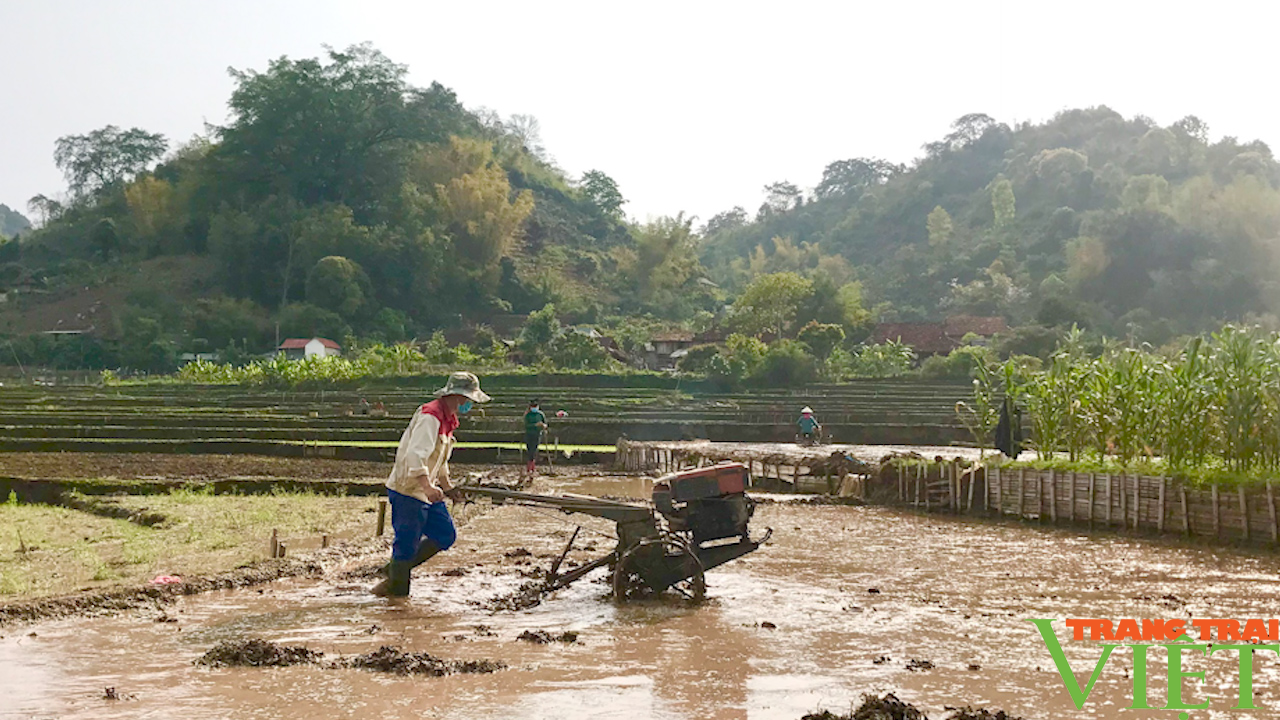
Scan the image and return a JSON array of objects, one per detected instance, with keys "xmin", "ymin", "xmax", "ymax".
[
  {"xmin": 700, "ymin": 110, "xmax": 1280, "ymax": 350},
  {"xmin": 0, "ymin": 204, "xmax": 30, "ymax": 238},
  {"xmin": 3, "ymin": 42, "xmax": 1279, "ymax": 373}
]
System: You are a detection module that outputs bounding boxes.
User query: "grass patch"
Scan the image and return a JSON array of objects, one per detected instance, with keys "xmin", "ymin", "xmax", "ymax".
[
  {"xmin": 0, "ymin": 489, "xmax": 373, "ymax": 600},
  {"xmin": 997, "ymin": 456, "xmax": 1280, "ymax": 489}
]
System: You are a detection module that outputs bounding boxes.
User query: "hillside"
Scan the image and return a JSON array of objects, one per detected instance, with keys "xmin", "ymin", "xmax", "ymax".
[
  {"xmin": 4, "ymin": 43, "xmax": 1280, "ymax": 375},
  {"xmin": 0, "ymin": 204, "xmax": 30, "ymax": 238},
  {"xmin": 700, "ymin": 110, "xmax": 1280, "ymax": 350}
]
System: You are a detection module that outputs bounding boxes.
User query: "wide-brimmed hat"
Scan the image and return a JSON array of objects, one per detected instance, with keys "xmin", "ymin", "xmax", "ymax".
[
  {"xmin": 801, "ymin": 406, "xmax": 814, "ymax": 414},
  {"xmin": 434, "ymin": 371, "xmax": 491, "ymax": 403}
]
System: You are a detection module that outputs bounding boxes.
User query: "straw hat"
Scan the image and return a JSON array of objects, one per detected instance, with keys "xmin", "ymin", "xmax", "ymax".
[
  {"xmin": 433, "ymin": 371, "xmax": 491, "ymax": 403},
  {"xmin": 801, "ymin": 406, "xmax": 813, "ymax": 414}
]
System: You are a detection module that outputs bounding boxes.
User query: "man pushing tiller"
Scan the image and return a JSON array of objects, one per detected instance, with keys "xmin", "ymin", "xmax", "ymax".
[{"xmin": 371, "ymin": 371, "xmax": 490, "ymax": 597}]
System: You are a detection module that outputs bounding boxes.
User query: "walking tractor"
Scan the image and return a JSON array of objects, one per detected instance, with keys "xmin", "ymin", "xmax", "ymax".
[{"xmin": 458, "ymin": 462, "xmax": 770, "ymax": 603}]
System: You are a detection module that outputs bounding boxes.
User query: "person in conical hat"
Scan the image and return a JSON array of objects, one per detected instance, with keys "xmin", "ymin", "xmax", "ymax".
[
  {"xmin": 372, "ymin": 371, "xmax": 490, "ymax": 598},
  {"xmin": 797, "ymin": 406, "xmax": 821, "ymax": 444}
]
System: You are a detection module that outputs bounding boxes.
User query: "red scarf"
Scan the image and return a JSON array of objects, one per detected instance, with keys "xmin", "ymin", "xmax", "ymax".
[{"xmin": 419, "ymin": 399, "xmax": 459, "ymax": 437}]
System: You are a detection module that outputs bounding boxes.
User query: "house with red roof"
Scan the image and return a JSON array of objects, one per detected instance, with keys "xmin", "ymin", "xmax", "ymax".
[
  {"xmin": 277, "ymin": 337, "xmax": 342, "ymax": 359},
  {"xmin": 870, "ymin": 316, "xmax": 1009, "ymax": 358}
]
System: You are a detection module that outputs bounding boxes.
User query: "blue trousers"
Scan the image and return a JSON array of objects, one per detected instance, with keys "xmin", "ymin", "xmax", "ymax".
[{"xmin": 388, "ymin": 489, "xmax": 456, "ymax": 561}]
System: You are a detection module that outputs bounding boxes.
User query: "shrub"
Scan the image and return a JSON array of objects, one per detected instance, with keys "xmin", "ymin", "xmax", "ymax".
[{"xmin": 751, "ymin": 340, "xmax": 817, "ymax": 386}]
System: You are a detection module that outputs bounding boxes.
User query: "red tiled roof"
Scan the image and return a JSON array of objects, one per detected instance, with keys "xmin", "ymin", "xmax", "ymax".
[
  {"xmin": 870, "ymin": 323, "xmax": 956, "ymax": 354},
  {"xmin": 277, "ymin": 337, "xmax": 341, "ymax": 350},
  {"xmin": 944, "ymin": 316, "xmax": 1009, "ymax": 337}
]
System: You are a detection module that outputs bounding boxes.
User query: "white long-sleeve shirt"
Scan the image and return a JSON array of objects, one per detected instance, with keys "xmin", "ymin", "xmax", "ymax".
[{"xmin": 385, "ymin": 406, "xmax": 456, "ymax": 503}]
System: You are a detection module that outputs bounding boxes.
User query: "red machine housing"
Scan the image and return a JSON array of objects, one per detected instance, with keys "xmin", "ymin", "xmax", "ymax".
[
  {"xmin": 663, "ymin": 462, "xmax": 749, "ymax": 501},
  {"xmin": 652, "ymin": 463, "xmax": 753, "ymax": 544}
]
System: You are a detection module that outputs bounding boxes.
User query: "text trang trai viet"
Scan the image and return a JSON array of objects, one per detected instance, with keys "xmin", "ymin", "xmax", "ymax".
[{"xmin": 1031, "ymin": 617, "xmax": 1280, "ymax": 717}]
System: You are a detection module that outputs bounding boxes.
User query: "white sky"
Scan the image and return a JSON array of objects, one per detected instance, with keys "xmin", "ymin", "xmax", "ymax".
[{"xmin": 4, "ymin": 0, "xmax": 1278, "ymax": 226}]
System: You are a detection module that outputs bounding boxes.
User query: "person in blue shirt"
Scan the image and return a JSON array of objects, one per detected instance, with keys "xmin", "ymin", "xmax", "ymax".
[
  {"xmin": 797, "ymin": 406, "xmax": 821, "ymax": 444},
  {"xmin": 523, "ymin": 399, "xmax": 548, "ymax": 475}
]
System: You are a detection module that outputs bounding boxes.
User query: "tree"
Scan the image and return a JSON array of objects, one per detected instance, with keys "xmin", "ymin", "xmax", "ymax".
[
  {"xmin": 946, "ymin": 113, "xmax": 998, "ymax": 149},
  {"xmin": 702, "ymin": 207, "xmax": 748, "ymax": 236},
  {"xmin": 504, "ymin": 114, "xmax": 546, "ymax": 159},
  {"xmin": 752, "ymin": 340, "xmax": 817, "ymax": 386},
  {"xmin": 518, "ymin": 303, "xmax": 560, "ymax": 358},
  {"xmin": 612, "ymin": 213, "xmax": 710, "ymax": 317},
  {"xmin": 926, "ymin": 206, "xmax": 953, "ymax": 248},
  {"xmin": 411, "ymin": 136, "xmax": 534, "ymax": 297},
  {"xmin": 54, "ymin": 125, "xmax": 167, "ymax": 198},
  {"xmin": 188, "ymin": 296, "xmax": 271, "ymax": 351},
  {"xmin": 548, "ymin": 332, "xmax": 614, "ymax": 370},
  {"xmin": 579, "ymin": 170, "xmax": 625, "ymax": 218},
  {"xmin": 815, "ymin": 158, "xmax": 902, "ymax": 198},
  {"xmin": 709, "ymin": 333, "xmax": 767, "ymax": 381},
  {"xmin": 797, "ymin": 321, "xmax": 845, "ymax": 361},
  {"xmin": 762, "ymin": 182, "xmax": 802, "ymax": 214},
  {"xmin": 214, "ymin": 44, "xmax": 421, "ymax": 220},
  {"xmin": 306, "ymin": 256, "xmax": 372, "ymax": 318},
  {"xmin": 277, "ymin": 302, "xmax": 351, "ymax": 342},
  {"xmin": 991, "ymin": 178, "xmax": 1016, "ymax": 229},
  {"xmin": 124, "ymin": 176, "xmax": 176, "ymax": 252},
  {"xmin": 730, "ymin": 271, "xmax": 814, "ymax": 337},
  {"xmin": 1171, "ymin": 115, "xmax": 1209, "ymax": 143},
  {"xmin": 1032, "ymin": 148, "xmax": 1089, "ymax": 180},
  {"xmin": 91, "ymin": 218, "xmax": 119, "ymax": 260},
  {"xmin": 25, "ymin": 195, "xmax": 63, "ymax": 225}
]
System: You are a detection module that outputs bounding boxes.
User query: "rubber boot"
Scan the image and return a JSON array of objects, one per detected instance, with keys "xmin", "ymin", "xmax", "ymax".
[
  {"xmin": 408, "ymin": 540, "xmax": 441, "ymax": 570},
  {"xmin": 375, "ymin": 539, "xmax": 441, "ymax": 578},
  {"xmin": 371, "ymin": 560, "xmax": 411, "ymax": 597}
]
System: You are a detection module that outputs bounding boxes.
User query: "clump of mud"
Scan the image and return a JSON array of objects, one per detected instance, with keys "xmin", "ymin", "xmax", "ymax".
[
  {"xmin": 802, "ymin": 693, "xmax": 1024, "ymax": 720},
  {"xmin": 802, "ymin": 692, "xmax": 927, "ymax": 719},
  {"xmin": 196, "ymin": 638, "xmax": 323, "ymax": 667},
  {"xmin": 482, "ymin": 580, "xmax": 548, "ymax": 612},
  {"xmin": 517, "ymin": 629, "xmax": 579, "ymax": 644},
  {"xmin": 340, "ymin": 646, "xmax": 505, "ymax": 676},
  {"xmin": 945, "ymin": 708, "xmax": 1024, "ymax": 720}
]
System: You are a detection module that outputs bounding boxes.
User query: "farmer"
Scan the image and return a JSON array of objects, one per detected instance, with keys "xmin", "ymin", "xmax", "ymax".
[
  {"xmin": 371, "ymin": 371, "xmax": 490, "ymax": 597},
  {"xmin": 524, "ymin": 399, "xmax": 548, "ymax": 475},
  {"xmin": 797, "ymin": 406, "xmax": 821, "ymax": 443}
]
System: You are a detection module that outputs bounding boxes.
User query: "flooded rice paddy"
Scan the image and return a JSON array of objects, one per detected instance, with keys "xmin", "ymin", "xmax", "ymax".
[{"xmin": 5, "ymin": 470, "xmax": 1280, "ymax": 719}]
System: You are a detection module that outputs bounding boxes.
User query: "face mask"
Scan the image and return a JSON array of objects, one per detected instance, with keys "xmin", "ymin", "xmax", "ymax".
[{"xmin": 459, "ymin": 400, "xmax": 474, "ymax": 414}]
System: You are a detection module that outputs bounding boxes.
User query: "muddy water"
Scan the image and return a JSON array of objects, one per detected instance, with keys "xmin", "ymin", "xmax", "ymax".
[{"xmin": 5, "ymin": 472, "xmax": 1280, "ymax": 719}]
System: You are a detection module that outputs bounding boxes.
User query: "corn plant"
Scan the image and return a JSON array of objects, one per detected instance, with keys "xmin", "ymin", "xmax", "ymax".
[{"xmin": 955, "ymin": 357, "xmax": 999, "ymax": 453}]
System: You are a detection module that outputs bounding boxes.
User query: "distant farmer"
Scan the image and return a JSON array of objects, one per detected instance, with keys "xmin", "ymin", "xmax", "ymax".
[
  {"xmin": 797, "ymin": 406, "xmax": 821, "ymax": 444},
  {"xmin": 371, "ymin": 371, "xmax": 490, "ymax": 597},
  {"xmin": 357, "ymin": 398, "xmax": 371, "ymax": 416},
  {"xmin": 524, "ymin": 399, "xmax": 548, "ymax": 475}
]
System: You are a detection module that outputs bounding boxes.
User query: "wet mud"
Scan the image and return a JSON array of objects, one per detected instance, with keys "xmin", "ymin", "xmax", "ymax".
[
  {"xmin": 517, "ymin": 629, "xmax": 580, "ymax": 644},
  {"xmin": 198, "ymin": 638, "xmax": 323, "ymax": 667},
  {"xmin": 341, "ymin": 645, "xmax": 505, "ymax": 676},
  {"xmin": 194, "ymin": 638, "xmax": 505, "ymax": 676},
  {"xmin": 8, "ymin": 468, "xmax": 1280, "ymax": 718},
  {"xmin": 801, "ymin": 693, "xmax": 1022, "ymax": 720}
]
